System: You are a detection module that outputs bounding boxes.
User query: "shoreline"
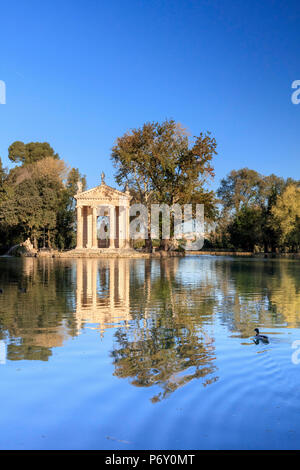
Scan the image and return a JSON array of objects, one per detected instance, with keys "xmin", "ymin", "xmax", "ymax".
[
  {"xmin": 185, "ymin": 251, "xmax": 300, "ymax": 259},
  {"xmin": 2, "ymin": 249, "xmax": 300, "ymax": 260},
  {"xmin": 7, "ymin": 249, "xmax": 186, "ymax": 259}
]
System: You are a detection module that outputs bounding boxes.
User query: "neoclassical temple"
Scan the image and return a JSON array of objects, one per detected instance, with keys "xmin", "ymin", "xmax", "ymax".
[{"xmin": 74, "ymin": 173, "xmax": 131, "ymax": 250}]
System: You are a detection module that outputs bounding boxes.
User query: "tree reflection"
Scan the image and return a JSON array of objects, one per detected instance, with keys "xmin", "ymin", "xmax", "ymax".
[
  {"xmin": 215, "ymin": 258, "xmax": 300, "ymax": 334},
  {"xmin": 111, "ymin": 259, "xmax": 218, "ymax": 402},
  {"xmin": 0, "ymin": 258, "xmax": 77, "ymax": 361},
  {"xmin": 1, "ymin": 254, "xmax": 300, "ymax": 395}
]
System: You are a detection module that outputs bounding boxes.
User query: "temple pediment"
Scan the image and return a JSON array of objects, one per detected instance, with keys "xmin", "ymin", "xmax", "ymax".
[{"xmin": 75, "ymin": 182, "xmax": 130, "ymax": 206}]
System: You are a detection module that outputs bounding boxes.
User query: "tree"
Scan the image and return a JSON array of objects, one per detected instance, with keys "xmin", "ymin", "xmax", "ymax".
[
  {"xmin": 8, "ymin": 141, "xmax": 59, "ymax": 165},
  {"xmin": 216, "ymin": 168, "xmax": 288, "ymax": 252},
  {"xmin": 0, "ymin": 143, "xmax": 86, "ymax": 251},
  {"xmin": 217, "ymin": 168, "xmax": 262, "ymax": 212},
  {"xmin": 111, "ymin": 119, "xmax": 218, "ymax": 251},
  {"xmin": 55, "ymin": 168, "xmax": 87, "ymax": 250},
  {"xmin": 0, "ymin": 158, "xmax": 65, "ymax": 248},
  {"xmin": 258, "ymin": 174, "xmax": 285, "ymax": 252},
  {"xmin": 271, "ymin": 184, "xmax": 300, "ymax": 250},
  {"xmin": 0, "ymin": 157, "xmax": 6, "ymax": 184},
  {"xmin": 228, "ymin": 206, "xmax": 263, "ymax": 251}
]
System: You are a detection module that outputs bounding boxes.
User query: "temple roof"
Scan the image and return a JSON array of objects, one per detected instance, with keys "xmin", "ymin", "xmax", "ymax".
[{"xmin": 74, "ymin": 181, "xmax": 130, "ymax": 204}]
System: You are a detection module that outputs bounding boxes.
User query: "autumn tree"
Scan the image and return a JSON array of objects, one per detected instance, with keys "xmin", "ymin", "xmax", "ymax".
[
  {"xmin": 217, "ymin": 168, "xmax": 262, "ymax": 212},
  {"xmin": 271, "ymin": 184, "xmax": 300, "ymax": 251},
  {"xmin": 111, "ymin": 119, "xmax": 218, "ymax": 251}
]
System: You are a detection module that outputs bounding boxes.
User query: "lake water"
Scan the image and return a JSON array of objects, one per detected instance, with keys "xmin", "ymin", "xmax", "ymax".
[{"xmin": 0, "ymin": 255, "xmax": 300, "ymax": 450}]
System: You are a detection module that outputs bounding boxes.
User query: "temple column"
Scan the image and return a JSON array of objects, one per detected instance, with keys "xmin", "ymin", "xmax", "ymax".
[
  {"xmin": 87, "ymin": 207, "xmax": 92, "ymax": 248},
  {"xmin": 118, "ymin": 206, "xmax": 125, "ymax": 249},
  {"xmin": 92, "ymin": 206, "xmax": 98, "ymax": 249},
  {"xmin": 76, "ymin": 206, "xmax": 83, "ymax": 249},
  {"xmin": 125, "ymin": 205, "xmax": 130, "ymax": 249},
  {"xmin": 109, "ymin": 205, "xmax": 115, "ymax": 248}
]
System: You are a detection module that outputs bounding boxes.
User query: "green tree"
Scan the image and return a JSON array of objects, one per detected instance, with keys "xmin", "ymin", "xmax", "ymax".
[
  {"xmin": 0, "ymin": 157, "xmax": 6, "ymax": 184},
  {"xmin": 216, "ymin": 169, "xmax": 288, "ymax": 252},
  {"xmin": 8, "ymin": 141, "xmax": 59, "ymax": 165},
  {"xmin": 258, "ymin": 174, "xmax": 285, "ymax": 252},
  {"xmin": 55, "ymin": 168, "xmax": 87, "ymax": 250},
  {"xmin": 228, "ymin": 206, "xmax": 263, "ymax": 251},
  {"xmin": 0, "ymin": 143, "xmax": 86, "ymax": 251}
]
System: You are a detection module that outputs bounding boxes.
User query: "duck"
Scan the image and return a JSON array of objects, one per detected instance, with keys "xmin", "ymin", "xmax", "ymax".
[
  {"xmin": 0, "ymin": 288, "xmax": 3, "ymax": 294},
  {"xmin": 253, "ymin": 328, "xmax": 269, "ymax": 343},
  {"xmin": 18, "ymin": 287, "xmax": 27, "ymax": 293}
]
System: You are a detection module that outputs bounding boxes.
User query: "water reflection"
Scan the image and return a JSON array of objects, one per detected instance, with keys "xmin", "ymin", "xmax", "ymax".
[
  {"xmin": 214, "ymin": 258, "xmax": 300, "ymax": 334},
  {"xmin": 0, "ymin": 257, "xmax": 77, "ymax": 361},
  {"xmin": 76, "ymin": 258, "xmax": 130, "ymax": 335},
  {"xmin": 1, "ymin": 256, "xmax": 300, "ymax": 401},
  {"xmin": 75, "ymin": 258, "xmax": 218, "ymax": 401},
  {"xmin": 111, "ymin": 258, "xmax": 218, "ymax": 402}
]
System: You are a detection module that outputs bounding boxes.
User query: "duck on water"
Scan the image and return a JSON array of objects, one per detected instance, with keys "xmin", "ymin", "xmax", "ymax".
[{"xmin": 253, "ymin": 328, "xmax": 269, "ymax": 344}]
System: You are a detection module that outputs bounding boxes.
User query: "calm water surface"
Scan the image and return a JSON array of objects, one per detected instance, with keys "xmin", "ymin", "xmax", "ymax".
[{"xmin": 0, "ymin": 255, "xmax": 300, "ymax": 450}]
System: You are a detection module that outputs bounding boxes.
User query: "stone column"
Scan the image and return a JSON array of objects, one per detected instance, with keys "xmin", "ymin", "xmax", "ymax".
[
  {"xmin": 109, "ymin": 205, "xmax": 115, "ymax": 248},
  {"xmin": 76, "ymin": 206, "xmax": 83, "ymax": 249},
  {"xmin": 125, "ymin": 205, "xmax": 130, "ymax": 249},
  {"xmin": 87, "ymin": 207, "xmax": 92, "ymax": 248},
  {"xmin": 118, "ymin": 206, "xmax": 125, "ymax": 249},
  {"xmin": 92, "ymin": 206, "xmax": 98, "ymax": 249}
]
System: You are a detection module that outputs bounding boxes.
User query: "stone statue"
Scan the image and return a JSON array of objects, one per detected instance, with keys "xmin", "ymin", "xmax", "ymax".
[
  {"xmin": 77, "ymin": 181, "xmax": 83, "ymax": 193},
  {"xmin": 20, "ymin": 238, "xmax": 37, "ymax": 254},
  {"xmin": 101, "ymin": 172, "xmax": 105, "ymax": 184}
]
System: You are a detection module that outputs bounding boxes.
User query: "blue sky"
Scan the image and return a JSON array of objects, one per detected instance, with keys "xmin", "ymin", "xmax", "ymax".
[{"xmin": 0, "ymin": 0, "xmax": 299, "ymax": 191}]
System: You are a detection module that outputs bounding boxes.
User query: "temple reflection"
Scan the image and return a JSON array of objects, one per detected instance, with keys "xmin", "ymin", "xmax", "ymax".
[
  {"xmin": 75, "ymin": 258, "xmax": 130, "ymax": 336},
  {"xmin": 3, "ymin": 256, "xmax": 300, "ymax": 403}
]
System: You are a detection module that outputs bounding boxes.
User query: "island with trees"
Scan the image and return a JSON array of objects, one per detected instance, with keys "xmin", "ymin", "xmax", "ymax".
[{"xmin": 0, "ymin": 120, "xmax": 299, "ymax": 257}]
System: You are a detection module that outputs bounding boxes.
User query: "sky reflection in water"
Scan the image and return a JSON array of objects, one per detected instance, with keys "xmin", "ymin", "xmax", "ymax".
[{"xmin": 0, "ymin": 256, "xmax": 300, "ymax": 450}]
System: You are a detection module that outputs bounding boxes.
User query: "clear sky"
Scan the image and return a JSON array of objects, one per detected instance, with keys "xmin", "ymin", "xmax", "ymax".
[{"xmin": 0, "ymin": 0, "xmax": 299, "ymax": 191}]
